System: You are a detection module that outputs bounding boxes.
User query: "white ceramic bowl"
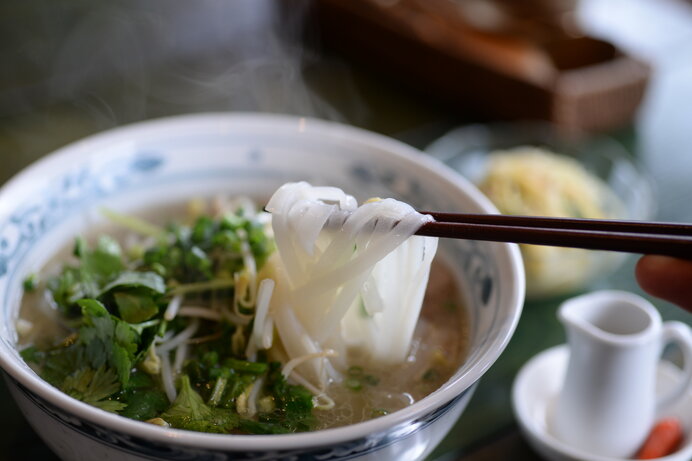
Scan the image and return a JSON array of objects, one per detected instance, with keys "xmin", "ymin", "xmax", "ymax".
[{"xmin": 0, "ymin": 113, "xmax": 525, "ymax": 461}]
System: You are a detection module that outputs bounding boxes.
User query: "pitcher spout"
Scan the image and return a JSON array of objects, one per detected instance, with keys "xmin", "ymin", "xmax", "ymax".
[{"xmin": 558, "ymin": 290, "xmax": 660, "ymax": 346}]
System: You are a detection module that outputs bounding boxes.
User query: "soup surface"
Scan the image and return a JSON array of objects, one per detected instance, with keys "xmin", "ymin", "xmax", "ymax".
[{"xmin": 18, "ymin": 197, "xmax": 469, "ymax": 433}]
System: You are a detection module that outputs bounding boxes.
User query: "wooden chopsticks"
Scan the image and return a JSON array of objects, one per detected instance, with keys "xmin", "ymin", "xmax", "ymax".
[{"xmin": 417, "ymin": 212, "xmax": 692, "ymax": 259}]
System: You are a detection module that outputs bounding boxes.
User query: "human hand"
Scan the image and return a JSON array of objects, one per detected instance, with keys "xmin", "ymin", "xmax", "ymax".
[{"xmin": 635, "ymin": 255, "xmax": 692, "ymax": 313}]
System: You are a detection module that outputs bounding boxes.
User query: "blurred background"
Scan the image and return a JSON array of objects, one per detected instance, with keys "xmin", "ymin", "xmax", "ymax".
[{"xmin": 1, "ymin": 0, "xmax": 691, "ymax": 459}]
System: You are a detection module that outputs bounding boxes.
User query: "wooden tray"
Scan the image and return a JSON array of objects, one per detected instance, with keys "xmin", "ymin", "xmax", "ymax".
[{"xmin": 312, "ymin": 0, "xmax": 650, "ymax": 133}]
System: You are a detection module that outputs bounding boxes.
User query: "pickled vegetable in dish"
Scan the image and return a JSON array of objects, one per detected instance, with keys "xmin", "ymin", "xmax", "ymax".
[{"xmin": 17, "ymin": 182, "xmax": 468, "ymax": 434}]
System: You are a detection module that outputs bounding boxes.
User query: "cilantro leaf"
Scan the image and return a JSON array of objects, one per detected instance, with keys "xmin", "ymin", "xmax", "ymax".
[
  {"xmin": 21, "ymin": 344, "xmax": 83, "ymax": 387},
  {"xmin": 48, "ymin": 237, "xmax": 127, "ymax": 316},
  {"xmin": 162, "ymin": 375, "xmax": 211, "ymax": 423},
  {"xmin": 117, "ymin": 371, "xmax": 169, "ymax": 421},
  {"xmin": 98, "ymin": 271, "xmax": 165, "ymax": 323},
  {"xmin": 60, "ymin": 366, "xmax": 126, "ymax": 413},
  {"xmin": 112, "ymin": 290, "xmax": 160, "ymax": 324},
  {"xmin": 77, "ymin": 299, "xmax": 140, "ymax": 387},
  {"xmin": 48, "ymin": 267, "xmax": 87, "ymax": 317},
  {"xmin": 261, "ymin": 363, "xmax": 315, "ymax": 432},
  {"xmin": 119, "ymin": 389, "xmax": 170, "ymax": 420},
  {"xmin": 99, "ymin": 271, "xmax": 166, "ymax": 295},
  {"xmin": 173, "ymin": 409, "xmax": 240, "ymax": 434},
  {"xmin": 82, "ymin": 236, "xmax": 124, "ymax": 280}
]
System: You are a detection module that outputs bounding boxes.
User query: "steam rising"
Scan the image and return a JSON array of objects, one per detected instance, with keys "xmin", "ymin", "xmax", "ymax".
[{"xmin": 2, "ymin": 1, "xmax": 360, "ymax": 124}]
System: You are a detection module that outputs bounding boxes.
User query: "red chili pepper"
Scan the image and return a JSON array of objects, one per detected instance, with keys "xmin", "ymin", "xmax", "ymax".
[{"xmin": 635, "ymin": 418, "xmax": 684, "ymax": 459}]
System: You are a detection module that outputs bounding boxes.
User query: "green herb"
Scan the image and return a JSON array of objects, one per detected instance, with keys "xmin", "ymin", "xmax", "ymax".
[
  {"xmin": 95, "ymin": 271, "xmax": 166, "ymax": 323},
  {"xmin": 61, "ymin": 366, "xmax": 126, "ymax": 412},
  {"xmin": 345, "ymin": 365, "xmax": 378, "ymax": 390},
  {"xmin": 101, "ymin": 208, "xmax": 167, "ymax": 241},
  {"xmin": 23, "ymin": 273, "xmax": 38, "ymax": 292},
  {"xmin": 48, "ymin": 237, "xmax": 127, "ymax": 316},
  {"xmin": 162, "ymin": 375, "xmax": 212, "ymax": 422},
  {"xmin": 81, "ymin": 236, "xmax": 125, "ymax": 282},
  {"xmin": 422, "ymin": 368, "xmax": 440, "ymax": 382},
  {"xmin": 224, "ymin": 358, "xmax": 269, "ymax": 375},
  {"xmin": 260, "ymin": 363, "xmax": 315, "ymax": 433},
  {"xmin": 77, "ymin": 299, "xmax": 140, "ymax": 387},
  {"xmin": 19, "ymin": 346, "xmax": 42, "ymax": 365},
  {"xmin": 161, "ymin": 375, "xmax": 241, "ymax": 433},
  {"xmin": 363, "ymin": 374, "xmax": 379, "ymax": 386},
  {"xmin": 169, "ymin": 278, "xmax": 235, "ymax": 296},
  {"xmin": 207, "ymin": 375, "xmax": 229, "ymax": 407},
  {"xmin": 347, "ymin": 366, "xmax": 364, "ymax": 377},
  {"xmin": 237, "ymin": 419, "xmax": 291, "ymax": 435},
  {"xmin": 116, "ymin": 370, "xmax": 170, "ymax": 420},
  {"xmin": 21, "ymin": 343, "xmax": 82, "ymax": 387},
  {"xmin": 24, "ymin": 209, "xmax": 322, "ymax": 435},
  {"xmin": 100, "ymin": 271, "xmax": 166, "ymax": 295},
  {"xmin": 118, "ymin": 387, "xmax": 169, "ymax": 421},
  {"xmin": 345, "ymin": 377, "xmax": 362, "ymax": 391}
]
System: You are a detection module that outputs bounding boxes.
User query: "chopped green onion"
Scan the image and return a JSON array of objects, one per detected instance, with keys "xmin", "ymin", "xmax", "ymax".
[
  {"xmin": 208, "ymin": 376, "xmax": 228, "ymax": 407},
  {"xmin": 23, "ymin": 273, "xmax": 38, "ymax": 292},
  {"xmin": 422, "ymin": 369, "xmax": 440, "ymax": 382},
  {"xmin": 347, "ymin": 366, "xmax": 364, "ymax": 377},
  {"xmin": 345, "ymin": 377, "xmax": 362, "ymax": 391},
  {"xmin": 169, "ymin": 278, "xmax": 235, "ymax": 296},
  {"xmin": 363, "ymin": 374, "xmax": 379, "ymax": 386},
  {"xmin": 101, "ymin": 207, "xmax": 167, "ymax": 240},
  {"xmin": 224, "ymin": 358, "xmax": 268, "ymax": 375}
]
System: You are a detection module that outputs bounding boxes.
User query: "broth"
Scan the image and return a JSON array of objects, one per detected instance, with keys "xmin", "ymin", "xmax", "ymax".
[
  {"xmin": 314, "ymin": 259, "xmax": 468, "ymax": 429},
  {"xmin": 17, "ymin": 198, "xmax": 469, "ymax": 432}
]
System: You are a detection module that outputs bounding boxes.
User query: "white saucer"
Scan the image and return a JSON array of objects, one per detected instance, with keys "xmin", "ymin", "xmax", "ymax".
[{"xmin": 512, "ymin": 345, "xmax": 692, "ymax": 461}]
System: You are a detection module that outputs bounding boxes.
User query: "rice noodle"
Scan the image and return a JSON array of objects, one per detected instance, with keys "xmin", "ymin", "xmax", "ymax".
[{"xmin": 264, "ymin": 182, "xmax": 438, "ymax": 391}]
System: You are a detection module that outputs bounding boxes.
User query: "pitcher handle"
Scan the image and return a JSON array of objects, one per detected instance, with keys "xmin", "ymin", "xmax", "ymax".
[{"xmin": 657, "ymin": 321, "xmax": 692, "ymax": 411}]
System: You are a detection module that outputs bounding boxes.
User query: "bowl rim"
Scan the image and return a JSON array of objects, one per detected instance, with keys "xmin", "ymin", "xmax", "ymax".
[{"xmin": 0, "ymin": 112, "xmax": 525, "ymax": 451}]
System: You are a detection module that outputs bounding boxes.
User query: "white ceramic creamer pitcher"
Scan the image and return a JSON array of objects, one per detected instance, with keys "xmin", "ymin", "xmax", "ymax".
[{"xmin": 551, "ymin": 290, "xmax": 692, "ymax": 458}]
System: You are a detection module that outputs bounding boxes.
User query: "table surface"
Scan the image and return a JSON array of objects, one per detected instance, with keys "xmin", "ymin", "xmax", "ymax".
[{"xmin": 1, "ymin": 1, "xmax": 691, "ymax": 460}]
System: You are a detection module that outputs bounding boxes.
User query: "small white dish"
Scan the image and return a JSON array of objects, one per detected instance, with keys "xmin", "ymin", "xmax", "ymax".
[{"xmin": 512, "ymin": 345, "xmax": 692, "ymax": 461}]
